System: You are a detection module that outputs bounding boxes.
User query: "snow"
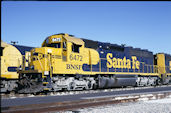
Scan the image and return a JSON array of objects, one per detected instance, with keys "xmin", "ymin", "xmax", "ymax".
[
  {"xmin": 56, "ymin": 96, "xmax": 171, "ymax": 113},
  {"xmin": 138, "ymin": 97, "xmax": 149, "ymax": 101},
  {"xmin": 9, "ymin": 97, "xmax": 17, "ymax": 99},
  {"xmin": 27, "ymin": 95, "xmax": 35, "ymax": 97},
  {"xmin": 115, "ymin": 96, "xmax": 137, "ymax": 100},
  {"xmin": 145, "ymin": 98, "xmax": 171, "ymax": 104}
]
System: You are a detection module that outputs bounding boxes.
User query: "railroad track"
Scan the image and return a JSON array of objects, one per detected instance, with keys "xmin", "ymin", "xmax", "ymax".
[
  {"xmin": 1, "ymin": 84, "xmax": 171, "ymax": 99},
  {"xmin": 3, "ymin": 92, "xmax": 171, "ymax": 113},
  {"xmin": 1, "ymin": 85, "xmax": 171, "ymax": 113}
]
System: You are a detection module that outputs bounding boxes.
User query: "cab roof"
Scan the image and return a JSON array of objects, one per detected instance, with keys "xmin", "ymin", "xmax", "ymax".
[
  {"xmin": 63, "ymin": 34, "xmax": 84, "ymax": 45},
  {"xmin": 42, "ymin": 33, "xmax": 84, "ymax": 47}
]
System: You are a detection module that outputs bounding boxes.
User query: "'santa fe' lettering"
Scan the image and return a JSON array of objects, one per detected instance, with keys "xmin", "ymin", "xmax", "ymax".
[{"xmin": 106, "ymin": 53, "xmax": 140, "ymax": 69}]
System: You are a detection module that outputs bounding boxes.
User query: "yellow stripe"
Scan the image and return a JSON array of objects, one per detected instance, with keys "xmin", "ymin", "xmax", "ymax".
[
  {"xmin": 44, "ymin": 88, "xmax": 50, "ymax": 90},
  {"xmin": 54, "ymin": 71, "xmax": 159, "ymax": 76},
  {"xmin": 43, "ymin": 82, "xmax": 49, "ymax": 84},
  {"xmin": 95, "ymin": 72, "xmax": 159, "ymax": 76},
  {"xmin": 0, "ymin": 74, "xmax": 18, "ymax": 79}
]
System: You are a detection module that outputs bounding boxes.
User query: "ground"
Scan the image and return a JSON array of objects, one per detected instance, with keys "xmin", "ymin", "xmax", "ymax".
[{"xmin": 58, "ymin": 95, "xmax": 171, "ymax": 113}]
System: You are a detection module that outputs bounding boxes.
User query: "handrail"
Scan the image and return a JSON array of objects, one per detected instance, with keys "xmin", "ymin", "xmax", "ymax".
[{"xmin": 37, "ymin": 57, "xmax": 43, "ymax": 72}]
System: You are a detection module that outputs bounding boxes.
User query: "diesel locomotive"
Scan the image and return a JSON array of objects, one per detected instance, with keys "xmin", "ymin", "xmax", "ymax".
[
  {"xmin": 0, "ymin": 41, "xmax": 34, "ymax": 92},
  {"xmin": 16, "ymin": 33, "xmax": 171, "ymax": 93},
  {"xmin": 1, "ymin": 33, "xmax": 171, "ymax": 93}
]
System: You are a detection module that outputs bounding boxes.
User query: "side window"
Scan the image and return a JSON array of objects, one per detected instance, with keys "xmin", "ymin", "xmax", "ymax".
[
  {"xmin": 72, "ymin": 43, "xmax": 81, "ymax": 53},
  {"xmin": 56, "ymin": 43, "xmax": 61, "ymax": 48}
]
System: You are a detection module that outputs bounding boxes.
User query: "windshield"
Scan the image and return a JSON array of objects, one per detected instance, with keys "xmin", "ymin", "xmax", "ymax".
[{"xmin": 46, "ymin": 43, "xmax": 61, "ymax": 48}]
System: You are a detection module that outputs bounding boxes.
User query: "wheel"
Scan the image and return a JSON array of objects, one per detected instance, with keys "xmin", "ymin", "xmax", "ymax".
[
  {"xmin": 67, "ymin": 82, "xmax": 76, "ymax": 91},
  {"xmin": 86, "ymin": 81, "xmax": 92, "ymax": 90},
  {"xmin": 92, "ymin": 83, "xmax": 97, "ymax": 90},
  {"xmin": 134, "ymin": 82, "xmax": 138, "ymax": 87}
]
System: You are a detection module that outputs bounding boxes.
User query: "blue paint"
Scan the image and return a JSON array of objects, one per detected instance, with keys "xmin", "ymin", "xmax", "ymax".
[{"xmin": 83, "ymin": 42, "xmax": 155, "ymax": 73}]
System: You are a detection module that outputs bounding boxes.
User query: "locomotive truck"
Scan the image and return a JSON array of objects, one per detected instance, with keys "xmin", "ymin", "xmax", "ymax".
[{"xmin": 16, "ymin": 33, "xmax": 171, "ymax": 93}]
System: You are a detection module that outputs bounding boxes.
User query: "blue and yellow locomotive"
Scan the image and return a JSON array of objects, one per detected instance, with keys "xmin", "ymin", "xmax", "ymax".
[
  {"xmin": 14, "ymin": 33, "xmax": 171, "ymax": 93},
  {"xmin": 0, "ymin": 41, "xmax": 34, "ymax": 92}
]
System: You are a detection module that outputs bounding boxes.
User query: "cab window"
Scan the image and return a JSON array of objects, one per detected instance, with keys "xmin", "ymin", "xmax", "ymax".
[
  {"xmin": 72, "ymin": 43, "xmax": 81, "ymax": 53},
  {"xmin": 63, "ymin": 42, "xmax": 67, "ymax": 49},
  {"xmin": 47, "ymin": 43, "xmax": 61, "ymax": 48}
]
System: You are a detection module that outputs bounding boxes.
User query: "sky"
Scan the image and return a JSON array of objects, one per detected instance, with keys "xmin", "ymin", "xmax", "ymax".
[{"xmin": 1, "ymin": 1, "xmax": 171, "ymax": 54}]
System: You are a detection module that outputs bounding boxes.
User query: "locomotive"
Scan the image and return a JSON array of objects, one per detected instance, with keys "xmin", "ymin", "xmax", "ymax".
[
  {"xmin": 0, "ymin": 41, "xmax": 34, "ymax": 92},
  {"xmin": 0, "ymin": 33, "xmax": 171, "ymax": 93},
  {"xmin": 16, "ymin": 33, "xmax": 171, "ymax": 93}
]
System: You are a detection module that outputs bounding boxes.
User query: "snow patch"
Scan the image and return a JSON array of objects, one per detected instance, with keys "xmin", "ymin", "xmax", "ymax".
[
  {"xmin": 67, "ymin": 97, "xmax": 171, "ymax": 113},
  {"xmin": 10, "ymin": 97, "xmax": 17, "ymax": 99},
  {"xmin": 140, "ymin": 94, "xmax": 153, "ymax": 98},
  {"xmin": 138, "ymin": 97, "xmax": 149, "ymax": 101},
  {"xmin": 28, "ymin": 95, "xmax": 35, "ymax": 97},
  {"xmin": 145, "ymin": 98, "xmax": 171, "ymax": 104}
]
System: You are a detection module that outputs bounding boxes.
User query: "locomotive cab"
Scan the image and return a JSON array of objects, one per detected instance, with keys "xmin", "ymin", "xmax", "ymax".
[{"xmin": 29, "ymin": 33, "xmax": 99, "ymax": 74}]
